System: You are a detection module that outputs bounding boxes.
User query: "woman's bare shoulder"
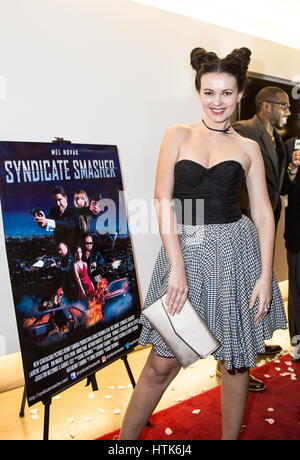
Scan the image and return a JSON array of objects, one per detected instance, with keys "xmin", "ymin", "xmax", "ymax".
[
  {"xmin": 233, "ymin": 133, "xmax": 261, "ymax": 160},
  {"xmin": 160, "ymin": 124, "xmax": 193, "ymax": 161},
  {"xmin": 163, "ymin": 123, "xmax": 193, "ymax": 141}
]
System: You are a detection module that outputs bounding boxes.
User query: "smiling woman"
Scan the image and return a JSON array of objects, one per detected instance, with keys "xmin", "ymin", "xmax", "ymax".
[{"xmin": 118, "ymin": 47, "xmax": 287, "ymax": 441}]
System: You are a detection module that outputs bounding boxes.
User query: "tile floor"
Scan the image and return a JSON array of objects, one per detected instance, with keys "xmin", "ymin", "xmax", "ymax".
[
  {"xmin": 0, "ymin": 326, "xmax": 291, "ymax": 440},
  {"xmin": 0, "ymin": 280, "xmax": 290, "ymax": 440}
]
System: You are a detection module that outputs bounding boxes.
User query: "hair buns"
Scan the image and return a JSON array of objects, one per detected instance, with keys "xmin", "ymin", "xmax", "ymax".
[
  {"xmin": 190, "ymin": 48, "xmax": 218, "ymax": 71},
  {"xmin": 190, "ymin": 46, "xmax": 251, "ymax": 92},
  {"xmin": 224, "ymin": 48, "xmax": 251, "ymax": 74}
]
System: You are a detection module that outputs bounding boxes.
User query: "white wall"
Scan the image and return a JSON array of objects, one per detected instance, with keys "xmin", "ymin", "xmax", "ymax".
[
  {"xmin": 0, "ymin": 0, "xmax": 299, "ymax": 354},
  {"xmin": 132, "ymin": 0, "xmax": 300, "ymax": 50}
]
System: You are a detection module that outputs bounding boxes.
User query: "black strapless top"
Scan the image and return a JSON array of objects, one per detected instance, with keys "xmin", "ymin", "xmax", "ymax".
[{"xmin": 173, "ymin": 159, "xmax": 245, "ymax": 225}]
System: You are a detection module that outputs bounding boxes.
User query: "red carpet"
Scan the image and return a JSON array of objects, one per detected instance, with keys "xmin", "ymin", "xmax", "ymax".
[{"xmin": 97, "ymin": 354, "xmax": 300, "ymax": 440}]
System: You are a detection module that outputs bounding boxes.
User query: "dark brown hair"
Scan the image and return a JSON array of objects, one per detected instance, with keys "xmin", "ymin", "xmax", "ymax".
[
  {"xmin": 190, "ymin": 47, "xmax": 251, "ymax": 93},
  {"xmin": 51, "ymin": 185, "xmax": 67, "ymax": 197}
]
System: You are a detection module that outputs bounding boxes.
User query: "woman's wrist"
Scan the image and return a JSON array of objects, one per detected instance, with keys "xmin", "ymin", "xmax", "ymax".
[
  {"xmin": 170, "ymin": 261, "xmax": 185, "ymax": 270},
  {"xmin": 260, "ymin": 272, "xmax": 272, "ymax": 282}
]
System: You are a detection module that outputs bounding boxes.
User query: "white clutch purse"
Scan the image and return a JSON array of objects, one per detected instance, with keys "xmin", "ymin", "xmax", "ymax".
[{"xmin": 142, "ymin": 294, "xmax": 220, "ymax": 368}]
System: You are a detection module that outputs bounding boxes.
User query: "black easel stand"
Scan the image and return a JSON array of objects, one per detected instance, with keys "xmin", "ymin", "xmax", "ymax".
[
  {"xmin": 43, "ymin": 397, "xmax": 52, "ymax": 441},
  {"xmin": 85, "ymin": 373, "xmax": 98, "ymax": 392},
  {"xmin": 121, "ymin": 354, "xmax": 136, "ymax": 388},
  {"xmin": 19, "ymin": 386, "xmax": 27, "ymax": 418},
  {"xmin": 19, "ymin": 386, "xmax": 52, "ymax": 441},
  {"xmin": 18, "ymin": 352, "xmax": 146, "ymax": 440}
]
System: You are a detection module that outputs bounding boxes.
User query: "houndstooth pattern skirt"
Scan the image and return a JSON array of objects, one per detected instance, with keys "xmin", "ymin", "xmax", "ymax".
[{"xmin": 139, "ymin": 215, "xmax": 287, "ymax": 370}]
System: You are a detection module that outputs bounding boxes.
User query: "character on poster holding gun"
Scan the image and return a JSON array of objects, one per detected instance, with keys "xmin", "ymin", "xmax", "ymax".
[{"xmin": 32, "ymin": 186, "xmax": 101, "ymax": 249}]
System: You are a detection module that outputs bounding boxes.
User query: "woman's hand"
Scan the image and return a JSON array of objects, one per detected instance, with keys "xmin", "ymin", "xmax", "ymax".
[
  {"xmin": 165, "ymin": 264, "xmax": 189, "ymax": 316},
  {"xmin": 249, "ymin": 275, "xmax": 272, "ymax": 326}
]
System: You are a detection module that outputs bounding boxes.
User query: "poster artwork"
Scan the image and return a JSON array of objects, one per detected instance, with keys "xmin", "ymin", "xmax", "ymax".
[{"xmin": 0, "ymin": 142, "xmax": 142, "ymax": 406}]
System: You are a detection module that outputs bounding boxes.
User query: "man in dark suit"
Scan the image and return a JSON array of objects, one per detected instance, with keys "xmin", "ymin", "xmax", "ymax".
[
  {"xmin": 282, "ymin": 136, "xmax": 300, "ymax": 362},
  {"xmin": 216, "ymin": 86, "xmax": 291, "ymax": 392},
  {"xmin": 33, "ymin": 185, "xmax": 81, "ymax": 250},
  {"xmin": 233, "ymin": 86, "xmax": 290, "ymax": 228}
]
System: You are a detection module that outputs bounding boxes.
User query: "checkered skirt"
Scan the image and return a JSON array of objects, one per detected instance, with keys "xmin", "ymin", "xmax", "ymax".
[{"xmin": 139, "ymin": 215, "xmax": 287, "ymax": 370}]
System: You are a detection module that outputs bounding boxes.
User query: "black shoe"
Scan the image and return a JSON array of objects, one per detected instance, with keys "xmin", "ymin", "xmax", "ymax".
[
  {"xmin": 290, "ymin": 354, "xmax": 300, "ymax": 363},
  {"xmin": 216, "ymin": 362, "xmax": 266, "ymax": 393},
  {"xmin": 258, "ymin": 344, "xmax": 282, "ymax": 356},
  {"xmin": 247, "ymin": 374, "xmax": 266, "ymax": 392}
]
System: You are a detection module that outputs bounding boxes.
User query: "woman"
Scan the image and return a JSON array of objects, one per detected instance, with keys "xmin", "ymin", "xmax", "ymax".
[
  {"xmin": 73, "ymin": 246, "xmax": 95, "ymax": 301},
  {"xmin": 74, "ymin": 189, "xmax": 91, "ymax": 233},
  {"xmin": 119, "ymin": 48, "xmax": 287, "ymax": 440}
]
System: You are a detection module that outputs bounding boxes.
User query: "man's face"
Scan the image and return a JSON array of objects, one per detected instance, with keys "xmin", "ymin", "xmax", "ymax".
[
  {"xmin": 58, "ymin": 243, "xmax": 68, "ymax": 257},
  {"xmin": 53, "ymin": 193, "xmax": 67, "ymax": 213},
  {"xmin": 85, "ymin": 237, "xmax": 93, "ymax": 251},
  {"xmin": 267, "ymin": 92, "xmax": 291, "ymax": 129}
]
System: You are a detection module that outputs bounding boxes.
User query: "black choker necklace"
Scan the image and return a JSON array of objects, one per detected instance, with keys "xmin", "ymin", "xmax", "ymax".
[{"xmin": 202, "ymin": 118, "xmax": 231, "ymax": 134}]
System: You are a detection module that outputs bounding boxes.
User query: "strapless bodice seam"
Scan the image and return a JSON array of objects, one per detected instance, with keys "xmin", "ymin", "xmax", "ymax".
[{"xmin": 175, "ymin": 158, "xmax": 245, "ymax": 175}]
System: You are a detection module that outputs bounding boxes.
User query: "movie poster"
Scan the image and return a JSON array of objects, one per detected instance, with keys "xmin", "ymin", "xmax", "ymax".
[{"xmin": 0, "ymin": 141, "xmax": 142, "ymax": 406}]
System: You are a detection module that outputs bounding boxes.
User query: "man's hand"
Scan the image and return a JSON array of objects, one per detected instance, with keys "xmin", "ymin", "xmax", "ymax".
[
  {"xmin": 90, "ymin": 200, "xmax": 100, "ymax": 215},
  {"xmin": 34, "ymin": 210, "xmax": 47, "ymax": 228},
  {"xmin": 291, "ymin": 149, "xmax": 300, "ymax": 167}
]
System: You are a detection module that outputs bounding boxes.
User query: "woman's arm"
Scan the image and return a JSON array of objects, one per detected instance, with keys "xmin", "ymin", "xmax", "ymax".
[
  {"xmin": 154, "ymin": 125, "xmax": 189, "ymax": 315},
  {"xmin": 245, "ymin": 140, "xmax": 275, "ymax": 325}
]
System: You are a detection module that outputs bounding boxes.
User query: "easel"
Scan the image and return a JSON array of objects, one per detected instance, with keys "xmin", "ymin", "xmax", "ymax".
[
  {"xmin": 19, "ymin": 389, "xmax": 52, "ymax": 441},
  {"xmin": 19, "ymin": 353, "xmax": 140, "ymax": 440},
  {"xmin": 18, "ymin": 137, "xmax": 148, "ymax": 439}
]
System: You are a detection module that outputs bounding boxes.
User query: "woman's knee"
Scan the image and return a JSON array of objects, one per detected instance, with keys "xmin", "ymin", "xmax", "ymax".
[{"xmin": 145, "ymin": 349, "xmax": 181, "ymax": 385}]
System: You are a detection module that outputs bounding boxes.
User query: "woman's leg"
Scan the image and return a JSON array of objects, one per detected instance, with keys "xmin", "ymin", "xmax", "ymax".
[
  {"xmin": 221, "ymin": 362, "xmax": 249, "ymax": 440},
  {"xmin": 119, "ymin": 347, "xmax": 181, "ymax": 440}
]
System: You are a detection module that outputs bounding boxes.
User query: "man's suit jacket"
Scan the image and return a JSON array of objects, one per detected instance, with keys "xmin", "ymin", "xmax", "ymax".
[
  {"xmin": 233, "ymin": 114, "xmax": 287, "ymax": 224},
  {"xmin": 47, "ymin": 205, "xmax": 80, "ymax": 249},
  {"xmin": 282, "ymin": 137, "xmax": 300, "ymax": 253}
]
